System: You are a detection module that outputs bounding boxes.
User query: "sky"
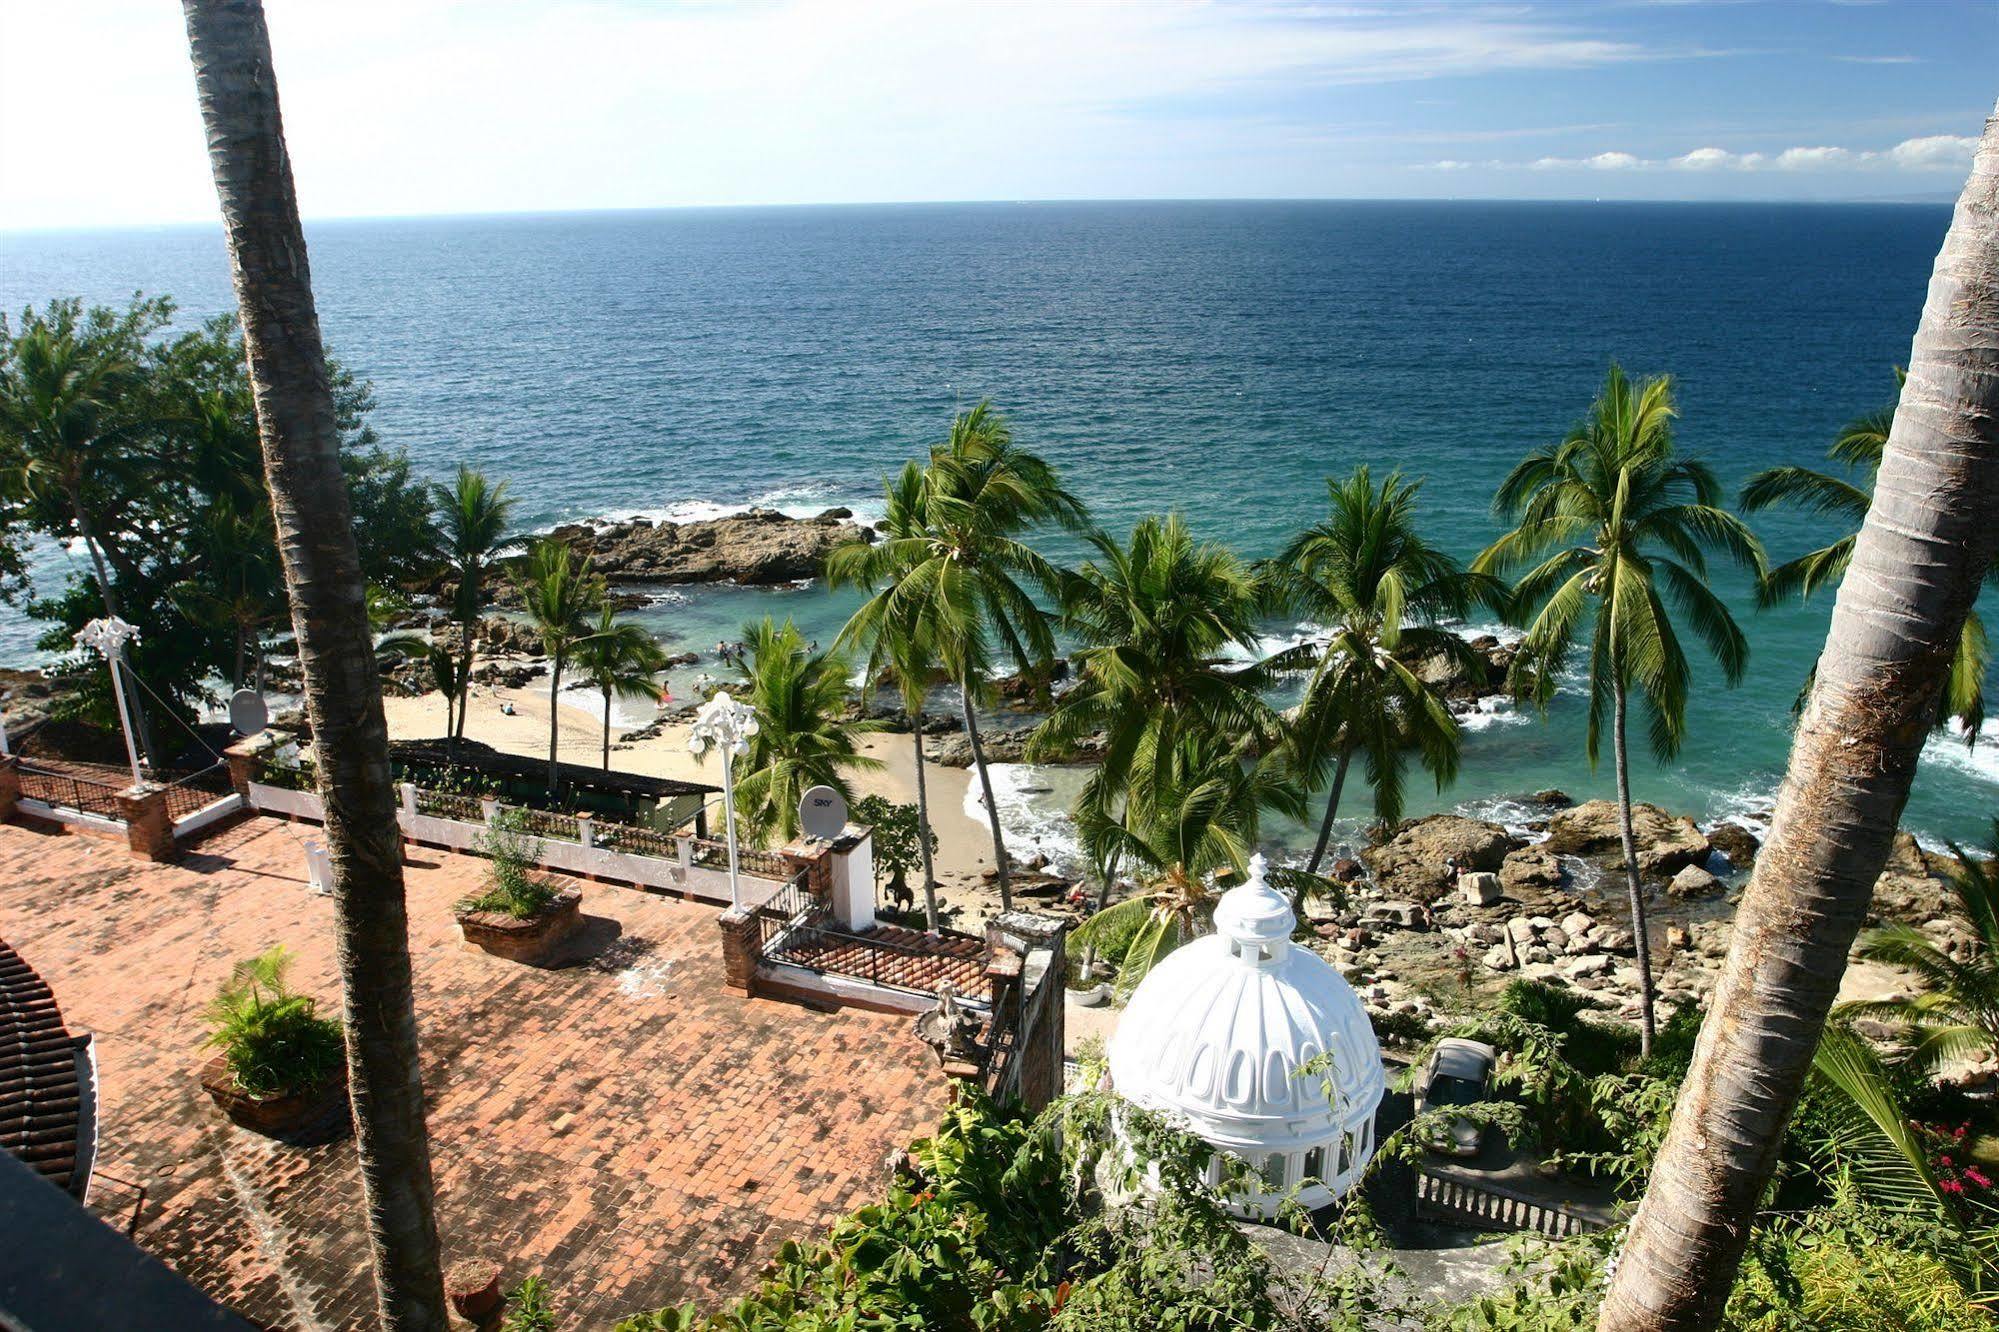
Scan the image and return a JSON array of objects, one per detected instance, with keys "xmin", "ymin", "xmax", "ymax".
[{"xmin": 0, "ymin": 0, "xmax": 1994, "ymax": 231}]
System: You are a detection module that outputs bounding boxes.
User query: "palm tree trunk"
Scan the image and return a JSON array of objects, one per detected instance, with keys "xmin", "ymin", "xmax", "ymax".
[
  {"xmin": 911, "ymin": 719, "xmax": 940, "ymax": 930},
  {"xmin": 1611, "ymin": 675, "xmax": 1657, "ymax": 1059},
  {"xmin": 602, "ymin": 684, "xmax": 613, "ymax": 769},
  {"xmin": 1306, "ymin": 745, "xmax": 1354, "ymax": 876},
  {"xmin": 961, "ymin": 681, "xmax": 1012, "ymax": 911},
  {"xmin": 181, "ymin": 5, "xmax": 447, "ymax": 1329},
  {"xmin": 1599, "ymin": 103, "xmax": 1999, "ymax": 1332},
  {"xmin": 548, "ymin": 646, "xmax": 562, "ymax": 797}
]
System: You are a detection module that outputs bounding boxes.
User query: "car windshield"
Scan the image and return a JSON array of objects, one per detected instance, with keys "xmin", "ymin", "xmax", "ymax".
[{"xmin": 1427, "ymin": 1074, "xmax": 1482, "ymax": 1108}]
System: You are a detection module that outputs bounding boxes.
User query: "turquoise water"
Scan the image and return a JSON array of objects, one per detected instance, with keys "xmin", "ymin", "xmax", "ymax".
[{"xmin": 3, "ymin": 201, "xmax": 1992, "ymax": 853}]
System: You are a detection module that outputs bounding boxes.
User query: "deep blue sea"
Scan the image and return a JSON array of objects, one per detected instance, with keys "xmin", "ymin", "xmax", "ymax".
[{"xmin": 3, "ymin": 201, "xmax": 1994, "ymax": 856}]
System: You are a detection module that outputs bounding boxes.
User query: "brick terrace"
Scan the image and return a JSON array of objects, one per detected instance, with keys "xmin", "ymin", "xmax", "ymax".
[{"xmin": 0, "ymin": 815, "xmax": 950, "ymax": 1330}]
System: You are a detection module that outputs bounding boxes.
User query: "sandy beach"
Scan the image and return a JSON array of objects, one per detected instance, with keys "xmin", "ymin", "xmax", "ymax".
[{"xmin": 380, "ymin": 677, "xmax": 1018, "ymax": 927}]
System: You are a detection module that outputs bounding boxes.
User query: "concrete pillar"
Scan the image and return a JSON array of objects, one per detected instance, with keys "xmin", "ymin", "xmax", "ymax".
[
  {"xmin": 116, "ymin": 784, "xmax": 175, "ymax": 862},
  {"xmin": 827, "ymin": 826, "xmax": 875, "ymax": 931},
  {"xmin": 399, "ymin": 782, "xmax": 419, "ymax": 821},
  {"xmin": 221, "ymin": 737, "xmax": 263, "ymax": 797},
  {"xmin": 304, "ymin": 840, "xmax": 334, "ymax": 895},
  {"xmin": 480, "ymin": 796, "xmax": 500, "ymax": 826},
  {"xmin": 575, "ymin": 812, "xmax": 595, "ymax": 849},
  {"xmin": 0, "ymin": 755, "xmax": 20, "ymax": 824},
  {"xmin": 778, "ymin": 838, "xmax": 835, "ymax": 902},
  {"xmin": 718, "ymin": 905, "xmax": 760, "ymax": 995}
]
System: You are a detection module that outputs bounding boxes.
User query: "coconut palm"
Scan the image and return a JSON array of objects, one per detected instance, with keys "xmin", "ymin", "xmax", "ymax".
[
  {"xmin": 1070, "ymin": 730, "xmax": 1304, "ymax": 996},
  {"xmin": 514, "ymin": 537, "xmax": 604, "ymax": 796},
  {"xmin": 430, "ymin": 465, "xmax": 518, "ymax": 745},
  {"xmin": 826, "ymin": 404, "xmax": 1084, "ymax": 910},
  {"xmin": 726, "ymin": 617, "xmax": 884, "ymax": 845},
  {"xmin": 573, "ymin": 606, "xmax": 668, "ymax": 770},
  {"xmin": 1031, "ymin": 512, "xmax": 1279, "ymax": 915},
  {"xmin": 1837, "ymin": 823, "xmax": 1999, "ymax": 1071},
  {"xmin": 1601, "ymin": 108, "xmax": 1999, "ymax": 1332},
  {"xmin": 1742, "ymin": 367, "xmax": 1991, "ymax": 740},
  {"xmin": 379, "ymin": 634, "xmax": 469, "ymax": 744},
  {"xmin": 1265, "ymin": 467, "xmax": 1508, "ymax": 877},
  {"xmin": 829, "ymin": 461, "xmax": 946, "ymax": 928},
  {"xmin": 1473, "ymin": 366, "xmax": 1764, "ymax": 1057},
  {"xmin": 183, "ymin": 2, "xmax": 448, "ymax": 1325}
]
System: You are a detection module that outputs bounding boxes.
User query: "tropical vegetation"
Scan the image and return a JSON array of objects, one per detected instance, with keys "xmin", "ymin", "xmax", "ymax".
[
  {"xmin": 459, "ymin": 811, "xmax": 562, "ymax": 919},
  {"xmin": 574, "ymin": 603, "xmax": 670, "ymax": 770},
  {"xmin": 725, "ymin": 616, "xmax": 884, "ymax": 845},
  {"xmin": 202, "ymin": 946, "xmax": 346, "ymax": 1099},
  {"xmin": 1474, "ymin": 365, "xmax": 1765, "ymax": 1057}
]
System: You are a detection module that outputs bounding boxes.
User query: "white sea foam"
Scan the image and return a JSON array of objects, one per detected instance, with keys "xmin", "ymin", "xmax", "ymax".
[
  {"xmin": 1456, "ymin": 695, "xmax": 1531, "ymax": 732},
  {"xmin": 962, "ymin": 760, "xmax": 1087, "ymax": 878},
  {"xmin": 1922, "ymin": 719, "xmax": 1999, "ymax": 788},
  {"xmin": 556, "ymin": 680, "xmax": 661, "ymax": 731}
]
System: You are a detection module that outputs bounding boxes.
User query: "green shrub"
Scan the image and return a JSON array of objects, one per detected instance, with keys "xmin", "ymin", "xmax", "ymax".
[
  {"xmin": 458, "ymin": 811, "xmax": 560, "ymax": 919},
  {"xmin": 201, "ymin": 947, "xmax": 344, "ymax": 1098},
  {"xmin": 501, "ymin": 1275, "xmax": 557, "ymax": 1332}
]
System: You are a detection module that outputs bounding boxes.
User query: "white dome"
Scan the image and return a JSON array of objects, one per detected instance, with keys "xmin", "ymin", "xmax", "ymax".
[{"xmin": 1109, "ymin": 854, "xmax": 1386, "ymax": 1215}]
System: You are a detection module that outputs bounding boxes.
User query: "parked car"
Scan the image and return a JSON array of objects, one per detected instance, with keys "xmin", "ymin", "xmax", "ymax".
[{"xmin": 1415, "ymin": 1037, "xmax": 1497, "ymax": 1158}]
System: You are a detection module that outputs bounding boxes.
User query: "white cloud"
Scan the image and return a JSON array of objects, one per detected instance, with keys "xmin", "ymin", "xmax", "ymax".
[
  {"xmin": 1774, "ymin": 146, "xmax": 1851, "ymax": 170},
  {"xmin": 1454, "ymin": 135, "xmax": 1977, "ymax": 175},
  {"xmin": 1889, "ymin": 134, "xmax": 1981, "ymax": 168}
]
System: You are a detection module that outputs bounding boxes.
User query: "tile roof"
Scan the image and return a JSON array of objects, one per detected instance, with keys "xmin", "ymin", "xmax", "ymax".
[{"xmin": 0, "ymin": 937, "xmax": 88, "ymax": 1196}]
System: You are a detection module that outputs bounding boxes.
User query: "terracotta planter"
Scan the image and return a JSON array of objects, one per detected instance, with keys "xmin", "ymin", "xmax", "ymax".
[
  {"xmin": 446, "ymin": 1258, "xmax": 504, "ymax": 1320},
  {"xmin": 455, "ymin": 887, "xmax": 582, "ymax": 965},
  {"xmin": 200, "ymin": 1054, "xmax": 348, "ymax": 1137}
]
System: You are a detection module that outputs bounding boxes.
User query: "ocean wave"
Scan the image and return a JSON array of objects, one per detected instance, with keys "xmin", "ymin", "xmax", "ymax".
[
  {"xmin": 556, "ymin": 680, "xmax": 661, "ymax": 730},
  {"xmin": 1456, "ymin": 695, "xmax": 1531, "ymax": 732},
  {"xmin": 962, "ymin": 761, "xmax": 1088, "ymax": 878},
  {"xmin": 1922, "ymin": 719, "xmax": 1999, "ymax": 789}
]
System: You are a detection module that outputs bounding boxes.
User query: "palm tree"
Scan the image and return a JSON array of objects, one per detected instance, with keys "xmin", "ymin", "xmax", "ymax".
[
  {"xmin": 182, "ymin": 3, "xmax": 448, "ymax": 1327},
  {"xmin": 1600, "ymin": 105, "xmax": 1999, "ymax": 1332},
  {"xmin": 1836, "ymin": 823, "xmax": 1999, "ymax": 1072},
  {"xmin": 1070, "ymin": 730, "xmax": 1303, "ymax": 996},
  {"xmin": 1473, "ymin": 366, "xmax": 1764, "ymax": 1057},
  {"xmin": 513, "ymin": 537, "xmax": 603, "ymax": 796},
  {"xmin": 430, "ymin": 465, "xmax": 517, "ymax": 746},
  {"xmin": 829, "ymin": 461, "xmax": 946, "ymax": 928},
  {"xmin": 1742, "ymin": 368, "xmax": 1991, "ymax": 740},
  {"xmin": 826, "ymin": 404, "xmax": 1084, "ymax": 910},
  {"xmin": 573, "ymin": 605, "xmax": 668, "ymax": 770},
  {"xmin": 379, "ymin": 634, "xmax": 468, "ymax": 744},
  {"xmin": 727, "ymin": 617, "xmax": 884, "ymax": 845},
  {"xmin": 1265, "ymin": 467, "xmax": 1507, "ymax": 877},
  {"xmin": 1030, "ymin": 512, "xmax": 1279, "ymax": 916}
]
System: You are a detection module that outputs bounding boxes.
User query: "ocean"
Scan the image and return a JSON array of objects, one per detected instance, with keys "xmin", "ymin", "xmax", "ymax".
[{"xmin": 3, "ymin": 201, "xmax": 1993, "ymax": 860}]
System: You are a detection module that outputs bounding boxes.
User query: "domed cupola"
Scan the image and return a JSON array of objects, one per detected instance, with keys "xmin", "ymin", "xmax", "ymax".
[{"xmin": 1108, "ymin": 854, "xmax": 1386, "ymax": 1216}]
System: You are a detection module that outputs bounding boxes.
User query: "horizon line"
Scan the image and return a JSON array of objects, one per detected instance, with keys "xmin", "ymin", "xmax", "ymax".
[{"xmin": 0, "ymin": 191, "xmax": 1958, "ymax": 238}]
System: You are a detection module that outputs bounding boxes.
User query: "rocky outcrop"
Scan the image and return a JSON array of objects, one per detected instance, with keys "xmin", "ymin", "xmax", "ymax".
[
  {"xmin": 928, "ymin": 727, "xmax": 1104, "ymax": 767},
  {"xmin": 1393, "ymin": 634, "xmax": 1517, "ymax": 706},
  {"xmin": 546, "ymin": 508, "xmax": 875, "ymax": 586},
  {"xmin": 1362, "ymin": 815, "xmax": 1519, "ymax": 904},
  {"xmin": 1543, "ymin": 800, "xmax": 1711, "ymax": 879},
  {"xmin": 1869, "ymin": 832, "xmax": 1953, "ymax": 924},
  {"xmin": 1707, "ymin": 821, "xmax": 1761, "ymax": 872}
]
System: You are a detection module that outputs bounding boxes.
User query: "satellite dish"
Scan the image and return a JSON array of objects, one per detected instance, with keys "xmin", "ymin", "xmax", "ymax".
[
  {"xmin": 799, "ymin": 785, "xmax": 848, "ymax": 840},
  {"xmin": 229, "ymin": 688, "xmax": 270, "ymax": 737}
]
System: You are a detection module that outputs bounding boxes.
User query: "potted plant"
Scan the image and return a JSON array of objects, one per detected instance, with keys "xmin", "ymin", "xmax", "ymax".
[
  {"xmin": 454, "ymin": 811, "xmax": 581, "ymax": 964},
  {"xmin": 446, "ymin": 1258, "xmax": 505, "ymax": 1321},
  {"xmin": 199, "ymin": 947, "xmax": 349, "ymax": 1136}
]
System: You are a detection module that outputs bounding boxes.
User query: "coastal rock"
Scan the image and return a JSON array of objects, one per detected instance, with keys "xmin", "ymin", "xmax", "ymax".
[
  {"xmin": 1393, "ymin": 635, "xmax": 1516, "ymax": 704},
  {"xmin": 1458, "ymin": 871, "xmax": 1503, "ymax": 907},
  {"xmin": 1362, "ymin": 815, "xmax": 1519, "ymax": 904},
  {"xmin": 1533, "ymin": 789, "xmax": 1574, "ymax": 808},
  {"xmin": 552, "ymin": 508, "xmax": 875, "ymax": 587},
  {"xmin": 1707, "ymin": 821, "xmax": 1761, "ymax": 872},
  {"xmin": 1667, "ymin": 865, "xmax": 1721, "ymax": 899},
  {"xmin": 1498, "ymin": 845, "xmax": 1564, "ymax": 894},
  {"xmin": 1869, "ymin": 831, "xmax": 1951, "ymax": 924},
  {"xmin": 927, "ymin": 727, "xmax": 1104, "ymax": 768},
  {"xmin": 1543, "ymin": 800, "xmax": 1710, "ymax": 879}
]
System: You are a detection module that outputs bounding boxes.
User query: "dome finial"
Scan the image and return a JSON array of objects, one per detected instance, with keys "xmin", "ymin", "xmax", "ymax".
[{"xmin": 1213, "ymin": 851, "xmax": 1294, "ymax": 951}]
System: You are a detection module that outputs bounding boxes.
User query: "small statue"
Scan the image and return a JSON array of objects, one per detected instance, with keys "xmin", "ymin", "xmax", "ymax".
[{"xmin": 913, "ymin": 982, "xmax": 985, "ymax": 1066}]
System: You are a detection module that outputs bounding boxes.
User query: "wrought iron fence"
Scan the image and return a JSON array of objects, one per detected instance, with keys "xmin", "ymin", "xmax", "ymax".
[
  {"xmin": 594, "ymin": 821, "xmax": 679, "ymax": 859},
  {"xmin": 755, "ymin": 895, "xmax": 994, "ymax": 1004},
  {"xmin": 161, "ymin": 764, "xmax": 237, "ymax": 821},
  {"xmin": 16, "ymin": 763, "xmax": 126, "ymax": 820},
  {"xmin": 514, "ymin": 807, "xmax": 581, "ymax": 843},
  {"xmin": 687, "ymin": 839, "xmax": 791, "ymax": 879},
  {"xmin": 413, "ymin": 788, "xmax": 485, "ymax": 822}
]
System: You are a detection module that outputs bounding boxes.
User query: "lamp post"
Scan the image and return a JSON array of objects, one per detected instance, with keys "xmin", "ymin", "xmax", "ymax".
[
  {"xmin": 75, "ymin": 616, "xmax": 145, "ymax": 788},
  {"xmin": 688, "ymin": 690, "xmax": 758, "ymax": 909}
]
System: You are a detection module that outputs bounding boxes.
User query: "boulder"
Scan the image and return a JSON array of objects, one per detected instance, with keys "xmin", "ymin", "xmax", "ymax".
[
  {"xmin": 1667, "ymin": 865, "xmax": 1722, "ymax": 899},
  {"xmin": 1362, "ymin": 815, "xmax": 1518, "ymax": 903},
  {"xmin": 1482, "ymin": 943, "xmax": 1518, "ymax": 972},
  {"xmin": 1543, "ymin": 800, "xmax": 1711, "ymax": 878},
  {"xmin": 1458, "ymin": 871, "xmax": 1503, "ymax": 906},
  {"xmin": 1707, "ymin": 821, "xmax": 1761, "ymax": 872},
  {"xmin": 1870, "ymin": 831, "xmax": 1950, "ymax": 924},
  {"xmin": 1533, "ymin": 789, "xmax": 1574, "ymax": 808},
  {"xmin": 1499, "ymin": 845, "xmax": 1564, "ymax": 893},
  {"xmin": 1561, "ymin": 911, "xmax": 1596, "ymax": 939},
  {"xmin": 1363, "ymin": 901, "xmax": 1433, "ymax": 932}
]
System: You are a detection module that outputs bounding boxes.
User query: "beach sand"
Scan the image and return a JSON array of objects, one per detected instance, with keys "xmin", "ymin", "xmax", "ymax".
[{"xmin": 380, "ymin": 678, "xmax": 1016, "ymax": 927}]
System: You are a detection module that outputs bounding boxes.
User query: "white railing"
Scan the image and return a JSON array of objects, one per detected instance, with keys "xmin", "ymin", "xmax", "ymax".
[{"xmin": 244, "ymin": 780, "xmax": 768, "ymax": 905}]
